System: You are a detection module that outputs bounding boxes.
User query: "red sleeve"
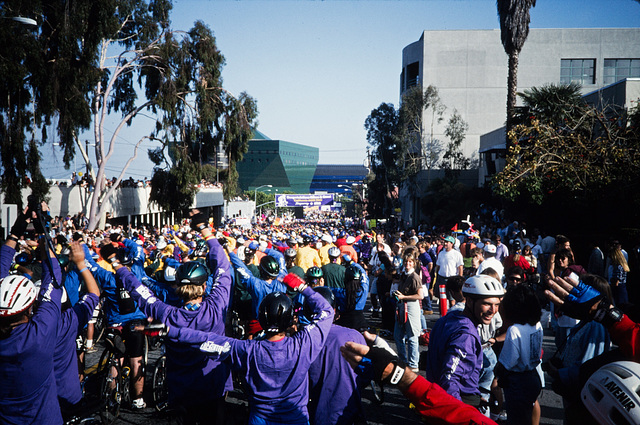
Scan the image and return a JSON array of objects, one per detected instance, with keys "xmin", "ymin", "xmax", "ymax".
[
  {"xmin": 402, "ymin": 375, "xmax": 497, "ymax": 425},
  {"xmin": 608, "ymin": 315, "xmax": 640, "ymax": 361}
]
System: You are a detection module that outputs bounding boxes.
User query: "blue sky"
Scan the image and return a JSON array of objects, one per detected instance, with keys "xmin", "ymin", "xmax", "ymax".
[{"xmin": 40, "ymin": 0, "xmax": 640, "ymax": 180}]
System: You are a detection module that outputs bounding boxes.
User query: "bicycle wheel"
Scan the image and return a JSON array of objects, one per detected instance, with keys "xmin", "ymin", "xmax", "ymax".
[
  {"xmin": 152, "ymin": 355, "xmax": 168, "ymax": 412},
  {"xmin": 97, "ymin": 350, "xmax": 122, "ymax": 424},
  {"xmin": 370, "ymin": 380, "xmax": 385, "ymax": 405},
  {"xmin": 93, "ymin": 306, "xmax": 106, "ymax": 344}
]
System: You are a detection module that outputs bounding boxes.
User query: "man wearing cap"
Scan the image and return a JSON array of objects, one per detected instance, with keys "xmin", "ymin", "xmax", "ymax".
[
  {"xmin": 318, "ymin": 234, "xmax": 336, "ymax": 266},
  {"xmin": 434, "ymin": 236, "xmax": 464, "ymax": 284},
  {"xmin": 476, "ymin": 244, "xmax": 504, "ymax": 281},
  {"xmin": 339, "ymin": 236, "xmax": 358, "ymax": 263}
]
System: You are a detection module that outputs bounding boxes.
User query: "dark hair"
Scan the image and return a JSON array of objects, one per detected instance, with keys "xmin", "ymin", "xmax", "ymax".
[
  {"xmin": 555, "ymin": 248, "xmax": 574, "ymax": 265},
  {"xmin": 501, "ymin": 284, "xmax": 541, "ymax": 326},
  {"xmin": 506, "ymin": 266, "xmax": 524, "ymax": 279},
  {"xmin": 446, "ymin": 276, "xmax": 466, "ymax": 302},
  {"xmin": 581, "ymin": 274, "xmax": 613, "ymax": 302}
]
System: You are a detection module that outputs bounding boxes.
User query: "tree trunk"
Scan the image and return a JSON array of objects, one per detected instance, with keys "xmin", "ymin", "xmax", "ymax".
[{"xmin": 506, "ymin": 51, "xmax": 520, "ymax": 148}]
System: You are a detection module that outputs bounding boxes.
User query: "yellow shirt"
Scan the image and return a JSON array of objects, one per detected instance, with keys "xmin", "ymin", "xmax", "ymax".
[{"xmin": 295, "ymin": 245, "xmax": 322, "ymax": 272}]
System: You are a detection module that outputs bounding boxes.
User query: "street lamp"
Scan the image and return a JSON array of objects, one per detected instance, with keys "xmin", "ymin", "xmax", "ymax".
[{"xmin": 254, "ymin": 185, "xmax": 272, "ymax": 219}]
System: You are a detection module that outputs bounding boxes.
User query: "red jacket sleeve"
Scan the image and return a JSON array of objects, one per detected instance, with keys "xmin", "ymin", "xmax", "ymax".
[
  {"xmin": 402, "ymin": 375, "xmax": 497, "ymax": 425},
  {"xmin": 608, "ymin": 314, "xmax": 640, "ymax": 361}
]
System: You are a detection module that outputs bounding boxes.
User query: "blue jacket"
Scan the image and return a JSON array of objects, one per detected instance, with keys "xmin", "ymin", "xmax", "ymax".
[
  {"xmin": 83, "ymin": 244, "xmax": 146, "ymax": 326},
  {"xmin": 332, "ymin": 263, "xmax": 370, "ymax": 312},
  {"xmin": 229, "ymin": 248, "xmax": 287, "ymax": 319}
]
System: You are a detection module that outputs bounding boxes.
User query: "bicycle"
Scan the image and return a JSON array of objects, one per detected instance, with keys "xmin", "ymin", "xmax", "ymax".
[
  {"xmin": 96, "ymin": 328, "xmax": 130, "ymax": 424},
  {"xmin": 134, "ymin": 323, "xmax": 169, "ymax": 412}
]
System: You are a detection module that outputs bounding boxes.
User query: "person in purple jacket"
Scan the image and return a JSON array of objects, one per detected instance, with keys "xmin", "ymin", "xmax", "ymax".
[
  {"xmin": 53, "ymin": 241, "xmax": 101, "ymax": 418},
  {"xmin": 306, "ymin": 286, "xmax": 366, "ymax": 425},
  {"xmin": 425, "ymin": 275, "xmax": 504, "ymax": 408},
  {"xmin": 0, "ymin": 212, "xmax": 64, "ymax": 425},
  {"xmin": 104, "ymin": 211, "xmax": 233, "ymax": 424},
  {"xmin": 166, "ymin": 273, "xmax": 334, "ymax": 425}
]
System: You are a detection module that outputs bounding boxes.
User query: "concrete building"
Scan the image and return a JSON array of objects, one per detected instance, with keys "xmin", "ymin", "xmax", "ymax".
[
  {"xmin": 236, "ymin": 130, "xmax": 319, "ymax": 194},
  {"xmin": 400, "ymin": 28, "xmax": 640, "ymax": 226}
]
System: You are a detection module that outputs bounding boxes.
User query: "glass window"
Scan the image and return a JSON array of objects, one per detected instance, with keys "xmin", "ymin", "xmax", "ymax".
[
  {"xmin": 603, "ymin": 59, "xmax": 640, "ymax": 85},
  {"xmin": 560, "ymin": 59, "xmax": 595, "ymax": 85}
]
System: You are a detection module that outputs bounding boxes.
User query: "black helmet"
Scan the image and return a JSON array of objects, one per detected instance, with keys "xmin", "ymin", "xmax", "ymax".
[
  {"xmin": 306, "ymin": 266, "xmax": 323, "ymax": 281},
  {"xmin": 284, "ymin": 248, "xmax": 297, "ymax": 259},
  {"xmin": 258, "ymin": 292, "xmax": 294, "ymax": 333},
  {"xmin": 304, "ymin": 286, "xmax": 335, "ymax": 320},
  {"xmin": 14, "ymin": 252, "xmax": 32, "ymax": 266},
  {"xmin": 511, "ymin": 240, "xmax": 521, "ymax": 252},
  {"xmin": 259, "ymin": 255, "xmax": 280, "ymax": 279},
  {"xmin": 58, "ymin": 254, "xmax": 70, "ymax": 269},
  {"xmin": 175, "ymin": 261, "xmax": 210, "ymax": 286},
  {"xmin": 345, "ymin": 264, "xmax": 362, "ymax": 283},
  {"xmin": 113, "ymin": 247, "xmax": 133, "ymax": 266},
  {"xmin": 193, "ymin": 239, "xmax": 208, "ymax": 257}
]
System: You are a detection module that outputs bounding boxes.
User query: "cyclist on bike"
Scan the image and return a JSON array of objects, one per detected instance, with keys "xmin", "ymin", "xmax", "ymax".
[
  {"xmin": 106, "ymin": 211, "xmax": 233, "ymax": 423},
  {"xmin": 86, "ymin": 241, "xmax": 148, "ymax": 410},
  {"xmin": 166, "ymin": 273, "xmax": 334, "ymax": 425},
  {"xmin": 0, "ymin": 212, "xmax": 64, "ymax": 424}
]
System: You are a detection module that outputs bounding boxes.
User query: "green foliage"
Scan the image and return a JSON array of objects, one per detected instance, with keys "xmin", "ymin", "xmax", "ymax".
[
  {"xmin": 441, "ymin": 109, "xmax": 471, "ymax": 180},
  {"xmin": 492, "ymin": 96, "xmax": 640, "ymax": 217},
  {"xmin": 364, "ymin": 102, "xmax": 399, "ymax": 216},
  {"xmin": 421, "ymin": 179, "xmax": 488, "ymax": 226}
]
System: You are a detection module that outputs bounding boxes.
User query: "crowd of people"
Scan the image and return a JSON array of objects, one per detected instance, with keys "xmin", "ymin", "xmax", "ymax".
[{"xmin": 1, "ymin": 201, "xmax": 640, "ymax": 425}]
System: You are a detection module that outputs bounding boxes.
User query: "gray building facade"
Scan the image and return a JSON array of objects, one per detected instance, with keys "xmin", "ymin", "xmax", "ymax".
[{"xmin": 400, "ymin": 28, "xmax": 640, "ymax": 226}]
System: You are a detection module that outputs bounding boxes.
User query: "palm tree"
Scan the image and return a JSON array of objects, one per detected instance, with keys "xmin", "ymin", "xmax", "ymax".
[
  {"xmin": 497, "ymin": 0, "xmax": 537, "ymax": 145},
  {"xmin": 515, "ymin": 82, "xmax": 585, "ymax": 127}
]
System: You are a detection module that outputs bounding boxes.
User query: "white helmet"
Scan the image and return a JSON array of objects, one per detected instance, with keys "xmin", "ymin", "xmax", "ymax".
[
  {"xmin": 462, "ymin": 275, "xmax": 505, "ymax": 297},
  {"xmin": 164, "ymin": 265, "xmax": 177, "ymax": 282},
  {"xmin": 156, "ymin": 239, "xmax": 168, "ymax": 250},
  {"xmin": 0, "ymin": 275, "xmax": 37, "ymax": 317},
  {"xmin": 582, "ymin": 361, "xmax": 640, "ymax": 425}
]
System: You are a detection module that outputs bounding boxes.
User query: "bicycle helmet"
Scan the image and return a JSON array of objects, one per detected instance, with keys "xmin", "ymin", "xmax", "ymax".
[
  {"xmin": 259, "ymin": 255, "xmax": 280, "ymax": 279},
  {"xmin": 582, "ymin": 361, "xmax": 640, "ymax": 425},
  {"xmin": 175, "ymin": 261, "xmax": 210, "ymax": 286},
  {"xmin": 304, "ymin": 286, "xmax": 336, "ymax": 320},
  {"xmin": 193, "ymin": 239, "xmax": 208, "ymax": 257},
  {"xmin": 110, "ymin": 247, "xmax": 133, "ymax": 266},
  {"xmin": 58, "ymin": 254, "xmax": 70, "ymax": 269},
  {"xmin": 14, "ymin": 252, "xmax": 32, "ymax": 266},
  {"xmin": 306, "ymin": 266, "xmax": 323, "ymax": 283},
  {"xmin": 284, "ymin": 248, "xmax": 297, "ymax": 259},
  {"xmin": 341, "ymin": 254, "xmax": 353, "ymax": 266},
  {"xmin": 164, "ymin": 265, "xmax": 177, "ymax": 282},
  {"xmin": 462, "ymin": 275, "xmax": 505, "ymax": 298},
  {"xmin": 258, "ymin": 292, "xmax": 294, "ymax": 333},
  {"xmin": 344, "ymin": 264, "xmax": 362, "ymax": 283},
  {"xmin": 0, "ymin": 275, "xmax": 37, "ymax": 317},
  {"xmin": 328, "ymin": 246, "xmax": 340, "ymax": 258}
]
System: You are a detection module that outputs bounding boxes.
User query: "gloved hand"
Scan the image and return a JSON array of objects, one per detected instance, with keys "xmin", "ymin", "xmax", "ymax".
[
  {"xmin": 190, "ymin": 212, "xmax": 208, "ymax": 231},
  {"xmin": 10, "ymin": 213, "xmax": 28, "ymax": 237},
  {"xmin": 561, "ymin": 281, "xmax": 605, "ymax": 321},
  {"xmin": 283, "ymin": 273, "xmax": 307, "ymax": 293}
]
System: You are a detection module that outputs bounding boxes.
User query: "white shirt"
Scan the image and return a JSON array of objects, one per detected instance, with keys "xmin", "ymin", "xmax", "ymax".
[
  {"xmin": 436, "ymin": 249, "xmax": 464, "ymax": 277},
  {"xmin": 499, "ymin": 322, "xmax": 543, "ymax": 372}
]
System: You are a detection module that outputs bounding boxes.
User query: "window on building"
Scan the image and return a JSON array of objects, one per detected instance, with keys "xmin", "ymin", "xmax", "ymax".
[
  {"xmin": 406, "ymin": 62, "xmax": 420, "ymax": 90},
  {"xmin": 604, "ymin": 59, "xmax": 640, "ymax": 85},
  {"xmin": 560, "ymin": 59, "xmax": 595, "ymax": 85}
]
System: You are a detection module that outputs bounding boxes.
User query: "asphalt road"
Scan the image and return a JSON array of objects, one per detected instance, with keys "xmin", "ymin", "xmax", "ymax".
[{"xmin": 87, "ymin": 309, "xmax": 565, "ymax": 425}]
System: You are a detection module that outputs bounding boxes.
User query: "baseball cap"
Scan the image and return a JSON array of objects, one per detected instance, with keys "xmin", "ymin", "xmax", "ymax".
[
  {"xmin": 444, "ymin": 236, "xmax": 456, "ymax": 244},
  {"xmin": 483, "ymin": 244, "xmax": 497, "ymax": 254}
]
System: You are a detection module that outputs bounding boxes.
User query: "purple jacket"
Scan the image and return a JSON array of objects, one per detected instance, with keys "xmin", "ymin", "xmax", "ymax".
[
  {"xmin": 117, "ymin": 237, "xmax": 233, "ymax": 404},
  {"xmin": 308, "ymin": 324, "xmax": 366, "ymax": 425},
  {"xmin": 55, "ymin": 292, "xmax": 100, "ymax": 408},
  {"xmin": 0, "ymin": 251, "xmax": 63, "ymax": 424},
  {"xmin": 425, "ymin": 310, "xmax": 482, "ymax": 400},
  {"xmin": 168, "ymin": 286, "xmax": 334, "ymax": 424}
]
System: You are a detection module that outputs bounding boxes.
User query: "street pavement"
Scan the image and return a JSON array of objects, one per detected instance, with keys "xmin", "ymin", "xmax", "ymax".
[{"xmin": 88, "ymin": 307, "xmax": 565, "ymax": 424}]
